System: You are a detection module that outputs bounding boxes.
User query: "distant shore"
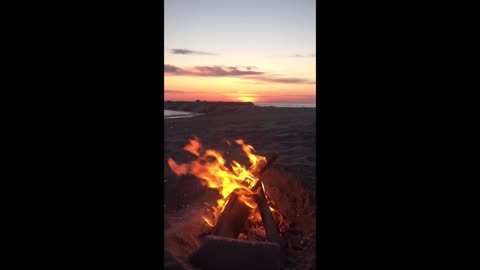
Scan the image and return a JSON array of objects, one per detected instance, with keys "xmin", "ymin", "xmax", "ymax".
[
  {"xmin": 164, "ymin": 100, "xmax": 315, "ymax": 114},
  {"xmin": 164, "ymin": 101, "xmax": 255, "ymax": 114}
]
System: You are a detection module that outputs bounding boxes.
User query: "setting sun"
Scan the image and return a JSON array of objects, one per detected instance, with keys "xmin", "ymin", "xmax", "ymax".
[{"xmin": 237, "ymin": 96, "xmax": 256, "ymax": 103}]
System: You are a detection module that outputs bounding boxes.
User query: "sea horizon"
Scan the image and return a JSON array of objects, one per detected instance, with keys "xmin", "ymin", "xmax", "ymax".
[
  {"xmin": 164, "ymin": 100, "xmax": 316, "ymax": 108},
  {"xmin": 254, "ymin": 102, "xmax": 316, "ymax": 108}
]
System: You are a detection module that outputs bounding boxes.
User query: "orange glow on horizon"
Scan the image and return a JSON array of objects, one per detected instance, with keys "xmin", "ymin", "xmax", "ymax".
[
  {"xmin": 164, "ymin": 91, "xmax": 315, "ymax": 104},
  {"xmin": 236, "ymin": 96, "xmax": 256, "ymax": 103},
  {"xmin": 164, "ymin": 75, "xmax": 315, "ymax": 104}
]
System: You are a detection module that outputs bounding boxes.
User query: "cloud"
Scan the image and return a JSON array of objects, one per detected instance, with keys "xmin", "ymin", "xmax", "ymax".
[
  {"xmin": 170, "ymin": 49, "xmax": 217, "ymax": 55},
  {"xmin": 164, "ymin": 65, "xmax": 263, "ymax": 76},
  {"xmin": 251, "ymin": 76, "xmax": 316, "ymax": 84},
  {"xmin": 238, "ymin": 66, "xmax": 257, "ymax": 70},
  {"xmin": 164, "ymin": 64, "xmax": 315, "ymax": 85},
  {"xmin": 290, "ymin": 53, "xmax": 316, "ymax": 58},
  {"xmin": 164, "ymin": 64, "xmax": 184, "ymax": 73},
  {"xmin": 164, "ymin": 89, "xmax": 205, "ymax": 94},
  {"xmin": 191, "ymin": 66, "xmax": 264, "ymax": 76},
  {"xmin": 164, "ymin": 90, "xmax": 185, "ymax": 93}
]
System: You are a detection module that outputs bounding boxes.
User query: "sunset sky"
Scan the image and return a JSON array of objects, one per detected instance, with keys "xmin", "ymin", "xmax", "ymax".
[{"xmin": 164, "ymin": 0, "xmax": 316, "ymax": 104}]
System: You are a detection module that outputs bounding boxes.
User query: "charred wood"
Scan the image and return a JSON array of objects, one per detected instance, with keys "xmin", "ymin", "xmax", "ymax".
[{"xmin": 253, "ymin": 181, "xmax": 282, "ymax": 245}]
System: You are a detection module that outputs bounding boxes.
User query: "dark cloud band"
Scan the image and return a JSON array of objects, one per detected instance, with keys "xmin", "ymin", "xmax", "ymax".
[
  {"xmin": 170, "ymin": 49, "xmax": 217, "ymax": 55},
  {"xmin": 164, "ymin": 64, "xmax": 315, "ymax": 85}
]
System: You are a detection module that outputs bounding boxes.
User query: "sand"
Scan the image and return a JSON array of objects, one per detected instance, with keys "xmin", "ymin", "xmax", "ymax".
[{"xmin": 164, "ymin": 102, "xmax": 316, "ymax": 269}]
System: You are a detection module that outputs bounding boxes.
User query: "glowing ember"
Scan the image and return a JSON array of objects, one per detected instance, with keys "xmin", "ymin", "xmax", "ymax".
[{"xmin": 167, "ymin": 137, "xmax": 282, "ymax": 229}]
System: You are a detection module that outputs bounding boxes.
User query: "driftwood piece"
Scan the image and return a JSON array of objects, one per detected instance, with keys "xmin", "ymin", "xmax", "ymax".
[
  {"xmin": 190, "ymin": 235, "xmax": 283, "ymax": 270},
  {"xmin": 253, "ymin": 181, "xmax": 282, "ymax": 245},
  {"xmin": 212, "ymin": 191, "xmax": 251, "ymax": 239},
  {"xmin": 250, "ymin": 153, "xmax": 278, "ymax": 192},
  {"xmin": 251, "ymin": 153, "xmax": 279, "ymax": 179},
  {"xmin": 212, "ymin": 153, "xmax": 278, "ymax": 239}
]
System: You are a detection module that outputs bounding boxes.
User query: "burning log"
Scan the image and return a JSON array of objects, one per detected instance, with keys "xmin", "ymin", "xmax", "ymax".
[
  {"xmin": 212, "ymin": 191, "xmax": 251, "ymax": 238},
  {"xmin": 190, "ymin": 235, "xmax": 283, "ymax": 270},
  {"xmin": 251, "ymin": 153, "xmax": 278, "ymax": 177},
  {"xmin": 212, "ymin": 153, "xmax": 278, "ymax": 239},
  {"xmin": 253, "ymin": 181, "xmax": 282, "ymax": 245}
]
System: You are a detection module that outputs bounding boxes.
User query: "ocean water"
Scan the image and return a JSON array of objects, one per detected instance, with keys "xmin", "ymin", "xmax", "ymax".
[
  {"xmin": 164, "ymin": 110, "xmax": 203, "ymax": 119},
  {"xmin": 254, "ymin": 103, "xmax": 316, "ymax": 108}
]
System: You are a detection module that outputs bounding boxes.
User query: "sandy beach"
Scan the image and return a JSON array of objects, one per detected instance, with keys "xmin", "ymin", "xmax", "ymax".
[
  {"xmin": 164, "ymin": 102, "xmax": 316, "ymax": 270},
  {"xmin": 164, "ymin": 101, "xmax": 316, "ymax": 194}
]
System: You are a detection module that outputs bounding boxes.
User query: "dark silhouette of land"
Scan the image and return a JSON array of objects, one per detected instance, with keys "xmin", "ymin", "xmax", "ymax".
[{"xmin": 165, "ymin": 101, "xmax": 254, "ymax": 113}]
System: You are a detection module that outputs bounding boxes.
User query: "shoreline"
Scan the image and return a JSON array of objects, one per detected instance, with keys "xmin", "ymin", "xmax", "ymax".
[
  {"xmin": 164, "ymin": 109, "xmax": 204, "ymax": 119},
  {"xmin": 164, "ymin": 101, "xmax": 315, "ymax": 114}
]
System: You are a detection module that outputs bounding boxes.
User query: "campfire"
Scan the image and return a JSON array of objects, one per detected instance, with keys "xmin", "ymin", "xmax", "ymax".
[{"xmin": 167, "ymin": 137, "xmax": 292, "ymax": 269}]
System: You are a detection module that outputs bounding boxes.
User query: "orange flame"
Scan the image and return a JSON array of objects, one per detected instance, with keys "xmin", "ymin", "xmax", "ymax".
[{"xmin": 167, "ymin": 138, "xmax": 267, "ymax": 227}]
